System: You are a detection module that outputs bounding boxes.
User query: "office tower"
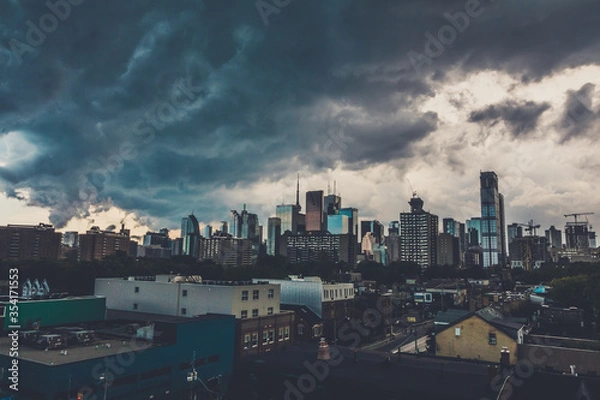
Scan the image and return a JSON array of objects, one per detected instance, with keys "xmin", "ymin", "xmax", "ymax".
[
  {"xmin": 181, "ymin": 214, "xmax": 200, "ymax": 257},
  {"xmin": 361, "ymin": 220, "xmax": 384, "ymax": 245},
  {"xmin": 480, "ymin": 171, "xmax": 506, "ymax": 267},
  {"xmin": 466, "ymin": 218, "xmax": 482, "ymax": 246},
  {"xmin": 507, "ymin": 223, "xmax": 523, "ymax": 245},
  {"xmin": 400, "ymin": 195, "xmax": 438, "ymax": 268},
  {"xmin": 437, "ymin": 232, "xmax": 460, "ymax": 266},
  {"xmin": 0, "ymin": 223, "xmax": 62, "ymax": 261},
  {"xmin": 443, "ymin": 218, "xmax": 466, "ymax": 262},
  {"xmin": 306, "ymin": 190, "xmax": 325, "ymax": 232},
  {"xmin": 267, "ymin": 217, "xmax": 282, "ymax": 256},
  {"xmin": 143, "ymin": 229, "xmax": 170, "ymax": 247},
  {"xmin": 79, "ymin": 225, "xmax": 137, "ymax": 261},
  {"xmin": 230, "ymin": 210, "xmax": 241, "ymax": 238},
  {"xmin": 199, "ymin": 233, "xmax": 254, "ymax": 267},
  {"xmin": 389, "ymin": 221, "xmax": 400, "ymax": 236},
  {"xmin": 219, "ymin": 221, "xmax": 228, "ymax": 234},
  {"xmin": 276, "ymin": 204, "xmax": 301, "ymax": 234},
  {"xmin": 327, "ymin": 214, "xmax": 349, "ymax": 235},
  {"xmin": 240, "ymin": 206, "xmax": 259, "ymax": 243},
  {"xmin": 340, "ymin": 207, "xmax": 359, "ymax": 237},
  {"xmin": 324, "ymin": 194, "xmax": 342, "ymax": 216},
  {"xmin": 565, "ymin": 222, "xmax": 591, "ymax": 250},
  {"xmin": 203, "ymin": 225, "xmax": 213, "ymax": 238},
  {"xmin": 545, "ymin": 226, "xmax": 562, "ymax": 248},
  {"xmin": 590, "ymin": 231, "xmax": 597, "ymax": 248}
]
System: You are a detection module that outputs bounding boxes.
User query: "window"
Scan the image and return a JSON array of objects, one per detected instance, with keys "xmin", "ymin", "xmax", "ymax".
[
  {"xmin": 134, "ymin": 286, "xmax": 139, "ymax": 293},
  {"xmin": 244, "ymin": 334, "xmax": 251, "ymax": 350},
  {"xmin": 252, "ymin": 333, "xmax": 258, "ymax": 347},
  {"xmin": 252, "ymin": 309, "xmax": 259, "ymax": 317},
  {"xmin": 455, "ymin": 327, "xmax": 461, "ymax": 337},
  {"xmin": 263, "ymin": 332, "xmax": 269, "ymax": 344},
  {"xmin": 489, "ymin": 332, "xmax": 497, "ymax": 345},
  {"xmin": 253, "ymin": 290, "xmax": 259, "ymax": 300},
  {"xmin": 268, "ymin": 289, "xmax": 274, "ymax": 299},
  {"xmin": 284, "ymin": 326, "xmax": 290, "ymax": 340},
  {"xmin": 324, "ymin": 290, "xmax": 328, "ymax": 298},
  {"xmin": 278, "ymin": 327, "xmax": 284, "ymax": 341},
  {"xmin": 182, "ymin": 290, "xmax": 188, "ymax": 297},
  {"xmin": 133, "ymin": 303, "xmax": 138, "ymax": 310},
  {"xmin": 268, "ymin": 329, "xmax": 275, "ymax": 343},
  {"xmin": 313, "ymin": 326, "xmax": 322, "ymax": 337},
  {"xmin": 298, "ymin": 324, "xmax": 304, "ymax": 335},
  {"xmin": 241, "ymin": 310, "xmax": 248, "ymax": 319},
  {"xmin": 242, "ymin": 290, "xmax": 248, "ymax": 301},
  {"xmin": 181, "ymin": 308, "xmax": 187, "ymax": 315},
  {"xmin": 267, "ymin": 307, "xmax": 274, "ymax": 315}
]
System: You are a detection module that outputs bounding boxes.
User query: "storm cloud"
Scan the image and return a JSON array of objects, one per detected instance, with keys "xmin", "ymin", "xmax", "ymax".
[{"xmin": 0, "ymin": 0, "xmax": 599, "ymax": 230}]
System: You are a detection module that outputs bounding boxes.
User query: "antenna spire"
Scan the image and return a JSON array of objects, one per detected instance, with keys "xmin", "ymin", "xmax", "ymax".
[{"xmin": 296, "ymin": 173, "xmax": 300, "ymax": 208}]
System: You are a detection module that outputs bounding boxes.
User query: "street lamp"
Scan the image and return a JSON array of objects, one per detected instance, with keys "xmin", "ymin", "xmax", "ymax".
[{"xmin": 98, "ymin": 371, "xmax": 111, "ymax": 400}]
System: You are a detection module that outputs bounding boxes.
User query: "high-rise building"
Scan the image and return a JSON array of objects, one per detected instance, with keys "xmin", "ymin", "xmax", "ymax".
[
  {"xmin": 327, "ymin": 214, "xmax": 349, "ymax": 235},
  {"xmin": 285, "ymin": 232, "xmax": 355, "ymax": 266},
  {"xmin": 565, "ymin": 222, "xmax": 590, "ymax": 250},
  {"xmin": 181, "ymin": 214, "xmax": 200, "ymax": 257},
  {"xmin": 79, "ymin": 225, "xmax": 137, "ymax": 261},
  {"xmin": 509, "ymin": 236, "xmax": 548, "ymax": 271},
  {"xmin": 267, "ymin": 217, "xmax": 282, "ymax": 256},
  {"xmin": 545, "ymin": 226, "xmax": 562, "ymax": 249},
  {"xmin": 389, "ymin": 221, "xmax": 400, "ymax": 236},
  {"xmin": 400, "ymin": 195, "xmax": 438, "ymax": 268},
  {"xmin": 507, "ymin": 223, "xmax": 523, "ymax": 245},
  {"xmin": 276, "ymin": 204, "xmax": 301, "ymax": 234},
  {"xmin": 437, "ymin": 232, "xmax": 460, "ymax": 266},
  {"xmin": 480, "ymin": 171, "xmax": 506, "ymax": 267},
  {"xmin": 203, "ymin": 225, "xmax": 213, "ymax": 238},
  {"xmin": 230, "ymin": 210, "xmax": 241, "ymax": 238},
  {"xmin": 143, "ymin": 229, "xmax": 170, "ymax": 247},
  {"xmin": 324, "ymin": 194, "xmax": 342, "ymax": 216},
  {"xmin": 306, "ymin": 190, "xmax": 325, "ymax": 232},
  {"xmin": 240, "ymin": 207, "xmax": 259, "ymax": 243},
  {"xmin": 199, "ymin": 232, "xmax": 254, "ymax": 267},
  {"xmin": 361, "ymin": 220, "xmax": 384, "ymax": 245},
  {"xmin": 466, "ymin": 217, "xmax": 482, "ymax": 246},
  {"xmin": 443, "ymin": 218, "xmax": 466, "ymax": 262},
  {"xmin": 0, "ymin": 223, "xmax": 62, "ymax": 261},
  {"xmin": 340, "ymin": 208, "xmax": 359, "ymax": 238}
]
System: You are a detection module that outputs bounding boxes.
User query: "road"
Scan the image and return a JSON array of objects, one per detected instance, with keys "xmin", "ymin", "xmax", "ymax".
[{"xmin": 361, "ymin": 320, "xmax": 434, "ymax": 354}]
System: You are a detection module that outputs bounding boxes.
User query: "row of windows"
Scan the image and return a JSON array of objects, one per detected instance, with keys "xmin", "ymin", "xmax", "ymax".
[
  {"xmin": 243, "ymin": 327, "xmax": 290, "ymax": 349},
  {"xmin": 241, "ymin": 307, "xmax": 274, "ymax": 318},
  {"xmin": 241, "ymin": 288, "xmax": 275, "ymax": 301},
  {"xmin": 455, "ymin": 327, "xmax": 497, "ymax": 345},
  {"xmin": 323, "ymin": 288, "xmax": 352, "ymax": 299}
]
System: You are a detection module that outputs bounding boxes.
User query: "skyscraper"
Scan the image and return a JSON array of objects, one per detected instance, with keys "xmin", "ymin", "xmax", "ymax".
[
  {"xmin": 276, "ymin": 204, "xmax": 301, "ymax": 234},
  {"xmin": 545, "ymin": 225, "xmax": 562, "ymax": 248},
  {"xmin": 181, "ymin": 214, "xmax": 200, "ymax": 257},
  {"xmin": 400, "ymin": 195, "xmax": 438, "ymax": 268},
  {"xmin": 466, "ymin": 217, "xmax": 482, "ymax": 246},
  {"xmin": 388, "ymin": 221, "xmax": 400, "ymax": 236},
  {"xmin": 340, "ymin": 207, "xmax": 359, "ymax": 237},
  {"xmin": 480, "ymin": 171, "xmax": 506, "ymax": 267},
  {"xmin": 327, "ymin": 214, "xmax": 349, "ymax": 235},
  {"xmin": 361, "ymin": 220, "xmax": 385, "ymax": 245},
  {"xmin": 306, "ymin": 190, "xmax": 325, "ymax": 232},
  {"xmin": 267, "ymin": 217, "xmax": 281, "ymax": 256}
]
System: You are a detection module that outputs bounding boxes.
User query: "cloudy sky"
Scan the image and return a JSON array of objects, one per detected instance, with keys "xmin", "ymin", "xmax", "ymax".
[{"xmin": 1, "ymin": 0, "xmax": 599, "ymax": 240}]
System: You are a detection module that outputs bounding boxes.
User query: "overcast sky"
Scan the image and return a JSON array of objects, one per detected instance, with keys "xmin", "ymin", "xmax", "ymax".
[{"xmin": 1, "ymin": 0, "xmax": 599, "ymax": 239}]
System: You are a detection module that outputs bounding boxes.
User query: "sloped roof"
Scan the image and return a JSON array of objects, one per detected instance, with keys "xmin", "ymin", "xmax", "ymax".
[
  {"xmin": 436, "ymin": 306, "xmax": 525, "ymax": 340},
  {"xmin": 434, "ymin": 309, "xmax": 471, "ymax": 325},
  {"xmin": 280, "ymin": 304, "xmax": 323, "ymax": 326}
]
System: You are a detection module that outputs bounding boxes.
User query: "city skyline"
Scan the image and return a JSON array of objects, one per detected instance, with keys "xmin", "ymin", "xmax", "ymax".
[{"xmin": 1, "ymin": 1, "xmax": 599, "ymax": 240}]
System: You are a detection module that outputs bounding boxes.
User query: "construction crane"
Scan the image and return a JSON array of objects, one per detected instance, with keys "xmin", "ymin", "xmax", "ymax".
[
  {"xmin": 564, "ymin": 212, "xmax": 594, "ymax": 225},
  {"xmin": 516, "ymin": 220, "xmax": 541, "ymax": 236}
]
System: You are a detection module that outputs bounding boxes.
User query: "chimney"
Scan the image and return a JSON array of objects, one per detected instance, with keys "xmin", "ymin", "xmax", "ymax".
[
  {"xmin": 500, "ymin": 347, "xmax": 510, "ymax": 368},
  {"xmin": 317, "ymin": 338, "xmax": 330, "ymax": 360}
]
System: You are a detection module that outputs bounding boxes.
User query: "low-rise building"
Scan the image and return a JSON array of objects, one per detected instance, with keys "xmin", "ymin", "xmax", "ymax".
[
  {"xmin": 95, "ymin": 275, "xmax": 294, "ymax": 358},
  {"xmin": 435, "ymin": 306, "xmax": 526, "ymax": 364}
]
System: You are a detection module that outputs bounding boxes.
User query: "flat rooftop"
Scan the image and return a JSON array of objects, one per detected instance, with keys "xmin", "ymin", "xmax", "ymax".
[{"xmin": 0, "ymin": 336, "xmax": 155, "ymax": 366}]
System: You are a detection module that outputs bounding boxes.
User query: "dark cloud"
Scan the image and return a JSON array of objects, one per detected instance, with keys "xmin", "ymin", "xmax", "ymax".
[
  {"xmin": 558, "ymin": 83, "xmax": 599, "ymax": 143},
  {"xmin": 468, "ymin": 100, "xmax": 551, "ymax": 137},
  {"xmin": 0, "ymin": 0, "xmax": 598, "ymax": 228}
]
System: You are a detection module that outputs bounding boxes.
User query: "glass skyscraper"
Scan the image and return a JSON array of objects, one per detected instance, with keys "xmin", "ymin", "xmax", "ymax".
[
  {"xmin": 276, "ymin": 204, "xmax": 300, "ymax": 234},
  {"xmin": 181, "ymin": 214, "xmax": 200, "ymax": 257},
  {"xmin": 306, "ymin": 190, "xmax": 324, "ymax": 232},
  {"xmin": 480, "ymin": 171, "xmax": 506, "ymax": 267}
]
